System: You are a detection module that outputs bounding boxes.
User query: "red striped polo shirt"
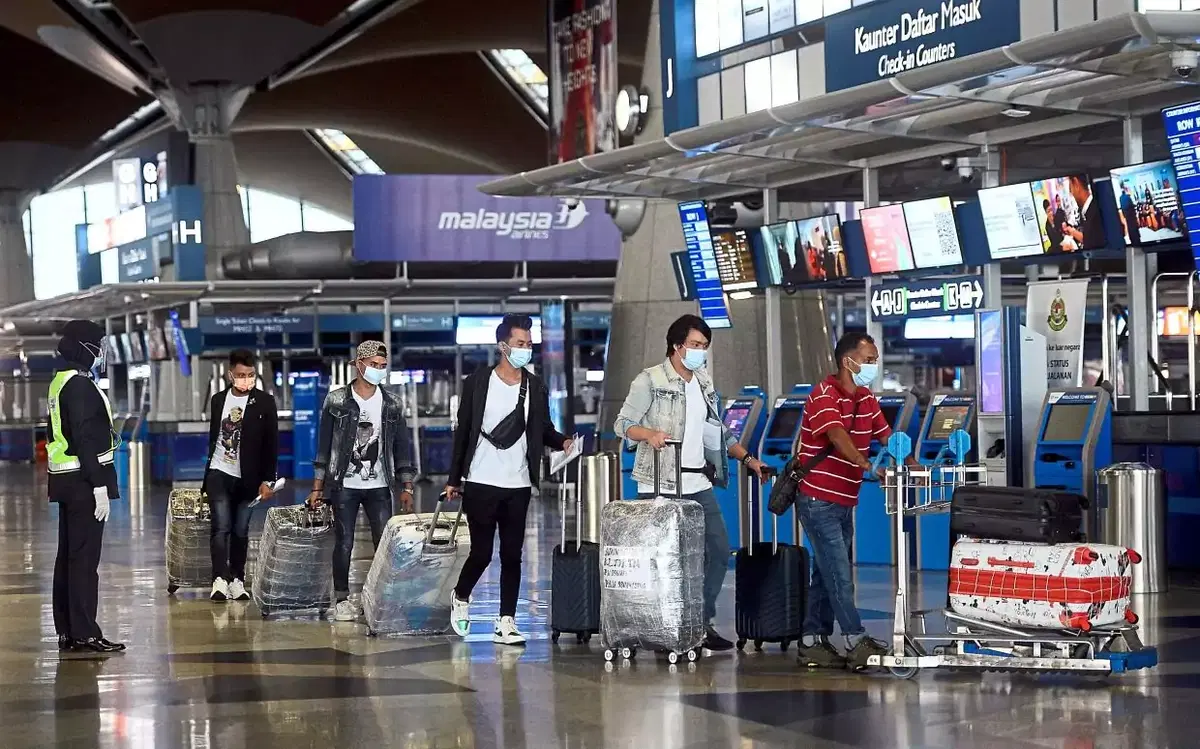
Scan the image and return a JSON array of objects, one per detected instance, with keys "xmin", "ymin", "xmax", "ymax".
[{"xmin": 796, "ymin": 375, "xmax": 891, "ymax": 506}]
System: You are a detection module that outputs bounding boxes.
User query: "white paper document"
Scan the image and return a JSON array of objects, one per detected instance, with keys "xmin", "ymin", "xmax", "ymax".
[{"xmin": 550, "ymin": 434, "xmax": 584, "ymax": 476}]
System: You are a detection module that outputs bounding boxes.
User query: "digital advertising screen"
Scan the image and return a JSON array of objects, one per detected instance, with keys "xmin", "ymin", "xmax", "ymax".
[
  {"xmin": 146, "ymin": 328, "xmax": 169, "ymax": 361},
  {"xmin": 902, "ymin": 196, "xmax": 963, "ymax": 269},
  {"xmin": 711, "ymin": 229, "xmax": 758, "ymax": 291},
  {"xmin": 860, "ymin": 204, "xmax": 914, "ymax": 274},
  {"xmin": 106, "ymin": 336, "xmax": 123, "ymax": 366},
  {"xmin": 455, "ymin": 315, "xmax": 543, "ymax": 345},
  {"xmin": 1029, "ymin": 173, "xmax": 1104, "ymax": 253},
  {"xmin": 977, "ymin": 183, "xmax": 1043, "ymax": 259},
  {"xmin": 128, "ymin": 332, "xmax": 146, "ymax": 363},
  {"xmin": 757, "ymin": 214, "xmax": 846, "ymax": 286},
  {"xmin": 977, "ymin": 310, "xmax": 1004, "ymax": 415},
  {"xmin": 1164, "ymin": 101, "xmax": 1200, "ymax": 268},
  {"xmin": 1110, "ymin": 160, "xmax": 1187, "ymax": 247},
  {"xmin": 1158, "ymin": 306, "xmax": 1200, "ymax": 337}
]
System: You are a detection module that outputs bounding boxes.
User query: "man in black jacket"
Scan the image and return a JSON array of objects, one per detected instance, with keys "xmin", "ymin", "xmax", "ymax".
[
  {"xmin": 47, "ymin": 320, "xmax": 124, "ymax": 653},
  {"xmin": 308, "ymin": 340, "xmax": 416, "ymax": 622},
  {"xmin": 445, "ymin": 314, "xmax": 572, "ymax": 645},
  {"xmin": 203, "ymin": 349, "xmax": 279, "ymax": 602}
]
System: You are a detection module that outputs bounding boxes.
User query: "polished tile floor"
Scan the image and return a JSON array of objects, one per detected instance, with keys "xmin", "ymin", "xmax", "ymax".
[{"xmin": 0, "ymin": 464, "xmax": 1194, "ymax": 748}]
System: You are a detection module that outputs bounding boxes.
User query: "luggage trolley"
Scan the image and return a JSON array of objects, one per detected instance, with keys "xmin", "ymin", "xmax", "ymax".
[{"xmin": 867, "ymin": 432, "xmax": 1158, "ymax": 679}]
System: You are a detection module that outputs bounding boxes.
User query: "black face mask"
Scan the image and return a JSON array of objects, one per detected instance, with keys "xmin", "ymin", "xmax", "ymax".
[{"xmin": 480, "ymin": 372, "xmax": 528, "ymax": 450}]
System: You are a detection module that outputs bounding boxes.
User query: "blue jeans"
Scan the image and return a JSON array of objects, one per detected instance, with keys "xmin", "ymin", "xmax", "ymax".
[
  {"xmin": 795, "ymin": 496, "xmax": 864, "ymax": 638},
  {"xmin": 332, "ymin": 486, "xmax": 392, "ymax": 599},
  {"xmin": 638, "ymin": 488, "xmax": 727, "ymax": 622},
  {"xmin": 208, "ymin": 469, "xmax": 256, "ymax": 582}
]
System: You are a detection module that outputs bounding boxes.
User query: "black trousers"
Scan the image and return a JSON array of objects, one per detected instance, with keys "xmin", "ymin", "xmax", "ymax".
[
  {"xmin": 454, "ymin": 482, "xmax": 532, "ymax": 617},
  {"xmin": 207, "ymin": 470, "xmax": 257, "ymax": 582},
  {"xmin": 331, "ymin": 486, "xmax": 392, "ymax": 599},
  {"xmin": 52, "ymin": 491, "xmax": 106, "ymax": 640}
]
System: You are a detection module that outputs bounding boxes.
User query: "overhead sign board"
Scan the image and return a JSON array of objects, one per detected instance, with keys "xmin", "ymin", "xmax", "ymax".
[
  {"xmin": 353, "ymin": 175, "xmax": 622, "ymax": 263},
  {"xmin": 198, "ymin": 315, "xmax": 314, "ymax": 335},
  {"xmin": 869, "ymin": 275, "xmax": 984, "ymax": 322},
  {"xmin": 391, "ymin": 313, "xmax": 456, "ymax": 331},
  {"xmin": 824, "ymin": 0, "xmax": 1020, "ymax": 92},
  {"xmin": 1162, "ymin": 101, "xmax": 1200, "ymax": 270}
]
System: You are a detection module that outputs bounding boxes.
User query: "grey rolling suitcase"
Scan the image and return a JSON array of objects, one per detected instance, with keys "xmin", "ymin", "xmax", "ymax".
[
  {"xmin": 361, "ymin": 498, "xmax": 471, "ymax": 636},
  {"xmin": 600, "ymin": 440, "xmax": 706, "ymax": 664}
]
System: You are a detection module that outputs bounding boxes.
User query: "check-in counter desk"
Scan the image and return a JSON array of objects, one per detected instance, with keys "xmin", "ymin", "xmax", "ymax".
[
  {"xmin": 148, "ymin": 420, "xmax": 296, "ymax": 483},
  {"xmin": 0, "ymin": 421, "xmax": 44, "ymax": 462},
  {"xmin": 1112, "ymin": 410, "xmax": 1200, "ymax": 569}
]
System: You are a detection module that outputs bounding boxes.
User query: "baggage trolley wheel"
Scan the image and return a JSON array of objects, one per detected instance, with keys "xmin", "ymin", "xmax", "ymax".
[
  {"xmin": 621, "ymin": 647, "xmax": 636, "ymax": 660},
  {"xmin": 687, "ymin": 649, "xmax": 698, "ymax": 662},
  {"xmin": 736, "ymin": 638, "xmax": 747, "ymax": 651},
  {"xmin": 167, "ymin": 584, "xmax": 179, "ymax": 595},
  {"xmin": 668, "ymin": 651, "xmax": 680, "ymax": 665},
  {"xmin": 888, "ymin": 665, "xmax": 918, "ymax": 680},
  {"xmin": 576, "ymin": 633, "xmax": 586, "ymax": 644},
  {"xmin": 584, "ymin": 633, "xmax": 593, "ymax": 644},
  {"xmin": 754, "ymin": 640, "xmax": 764, "ymax": 652},
  {"xmin": 551, "ymin": 630, "xmax": 561, "ymax": 644},
  {"xmin": 603, "ymin": 648, "xmax": 615, "ymax": 662}
]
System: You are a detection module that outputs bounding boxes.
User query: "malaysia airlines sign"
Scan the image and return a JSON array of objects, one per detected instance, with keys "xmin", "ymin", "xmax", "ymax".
[{"xmin": 353, "ymin": 175, "xmax": 621, "ymax": 262}]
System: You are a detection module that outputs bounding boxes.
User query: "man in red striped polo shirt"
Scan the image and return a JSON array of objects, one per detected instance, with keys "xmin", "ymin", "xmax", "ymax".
[{"xmin": 794, "ymin": 332, "xmax": 914, "ymax": 671}]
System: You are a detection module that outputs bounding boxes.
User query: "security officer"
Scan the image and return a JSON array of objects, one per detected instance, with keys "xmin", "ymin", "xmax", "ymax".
[{"xmin": 48, "ymin": 320, "xmax": 124, "ymax": 653}]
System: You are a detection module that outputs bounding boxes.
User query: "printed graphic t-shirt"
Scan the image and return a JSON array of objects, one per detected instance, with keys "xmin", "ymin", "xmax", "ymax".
[
  {"xmin": 210, "ymin": 391, "xmax": 250, "ymax": 478},
  {"xmin": 343, "ymin": 387, "xmax": 388, "ymax": 490},
  {"xmin": 467, "ymin": 371, "xmax": 531, "ymax": 489}
]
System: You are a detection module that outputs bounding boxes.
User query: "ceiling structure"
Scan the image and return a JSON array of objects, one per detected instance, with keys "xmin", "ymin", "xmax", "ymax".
[{"xmin": 0, "ymin": 0, "xmax": 653, "ymax": 214}]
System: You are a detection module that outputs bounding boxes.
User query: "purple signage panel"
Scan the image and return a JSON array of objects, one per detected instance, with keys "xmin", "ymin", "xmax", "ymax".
[{"xmin": 352, "ymin": 175, "xmax": 622, "ymax": 262}]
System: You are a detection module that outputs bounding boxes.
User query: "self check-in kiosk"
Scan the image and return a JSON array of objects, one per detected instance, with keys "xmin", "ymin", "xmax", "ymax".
[
  {"xmin": 854, "ymin": 391, "xmax": 922, "ymax": 565},
  {"xmin": 914, "ymin": 391, "xmax": 977, "ymax": 571},
  {"xmin": 1029, "ymin": 387, "xmax": 1112, "ymax": 539},
  {"xmin": 759, "ymin": 384, "xmax": 813, "ymax": 546},
  {"xmin": 715, "ymin": 386, "xmax": 769, "ymax": 551}
]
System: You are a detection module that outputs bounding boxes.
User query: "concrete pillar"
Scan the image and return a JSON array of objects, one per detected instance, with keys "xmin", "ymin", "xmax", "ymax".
[
  {"xmin": 159, "ymin": 83, "xmax": 252, "ymax": 279},
  {"xmin": 0, "ymin": 189, "xmax": 33, "ymax": 308},
  {"xmin": 598, "ymin": 0, "xmax": 832, "ymax": 444}
]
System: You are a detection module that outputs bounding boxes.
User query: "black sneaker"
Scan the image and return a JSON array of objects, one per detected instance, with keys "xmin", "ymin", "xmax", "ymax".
[
  {"xmin": 797, "ymin": 638, "xmax": 847, "ymax": 669},
  {"xmin": 57, "ymin": 636, "xmax": 76, "ymax": 652},
  {"xmin": 72, "ymin": 638, "xmax": 125, "ymax": 654},
  {"xmin": 845, "ymin": 636, "xmax": 888, "ymax": 671},
  {"xmin": 702, "ymin": 626, "xmax": 734, "ymax": 652}
]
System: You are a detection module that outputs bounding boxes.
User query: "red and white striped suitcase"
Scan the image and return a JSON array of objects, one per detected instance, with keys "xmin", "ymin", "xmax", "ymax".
[{"xmin": 949, "ymin": 540, "xmax": 1142, "ymax": 631}]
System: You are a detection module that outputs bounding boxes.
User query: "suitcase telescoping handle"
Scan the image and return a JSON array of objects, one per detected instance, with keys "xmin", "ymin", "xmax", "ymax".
[
  {"xmin": 748, "ymin": 467, "xmax": 799, "ymax": 558},
  {"xmin": 426, "ymin": 491, "xmax": 465, "ymax": 545},
  {"xmin": 558, "ymin": 466, "xmax": 584, "ymax": 553},
  {"xmin": 651, "ymin": 439, "xmax": 684, "ymax": 499}
]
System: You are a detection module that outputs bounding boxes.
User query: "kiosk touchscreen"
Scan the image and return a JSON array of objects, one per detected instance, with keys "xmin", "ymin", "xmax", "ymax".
[
  {"xmin": 914, "ymin": 391, "xmax": 977, "ymax": 571},
  {"xmin": 1029, "ymin": 387, "xmax": 1112, "ymax": 538},
  {"xmin": 854, "ymin": 391, "xmax": 921, "ymax": 566},
  {"xmin": 714, "ymin": 387, "xmax": 768, "ymax": 551},
  {"xmin": 759, "ymin": 384, "xmax": 812, "ymax": 546}
]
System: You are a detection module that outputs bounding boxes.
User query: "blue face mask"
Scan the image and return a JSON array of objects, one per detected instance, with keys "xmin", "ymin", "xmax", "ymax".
[
  {"xmin": 505, "ymin": 346, "xmax": 532, "ymax": 369},
  {"xmin": 361, "ymin": 366, "xmax": 387, "ymax": 386},
  {"xmin": 681, "ymin": 347, "xmax": 707, "ymax": 372},
  {"xmin": 850, "ymin": 360, "xmax": 878, "ymax": 389}
]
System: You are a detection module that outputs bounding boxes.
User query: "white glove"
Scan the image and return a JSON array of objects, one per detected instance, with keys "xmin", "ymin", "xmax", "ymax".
[{"xmin": 93, "ymin": 487, "xmax": 110, "ymax": 522}]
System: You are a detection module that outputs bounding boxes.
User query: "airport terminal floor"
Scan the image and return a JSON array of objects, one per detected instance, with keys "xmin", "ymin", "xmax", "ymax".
[{"xmin": 0, "ymin": 464, "xmax": 1196, "ymax": 749}]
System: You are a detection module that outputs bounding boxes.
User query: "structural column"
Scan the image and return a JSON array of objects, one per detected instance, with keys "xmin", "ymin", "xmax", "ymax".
[
  {"xmin": 862, "ymin": 168, "xmax": 883, "ymax": 389},
  {"xmin": 0, "ymin": 189, "xmax": 33, "ymax": 308},
  {"xmin": 1124, "ymin": 117, "xmax": 1150, "ymax": 410}
]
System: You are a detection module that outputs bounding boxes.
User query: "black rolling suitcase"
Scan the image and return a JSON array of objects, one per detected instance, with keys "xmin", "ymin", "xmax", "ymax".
[
  {"xmin": 734, "ymin": 499, "xmax": 808, "ymax": 653},
  {"xmin": 550, "ymin": 475, "xmax": 601, "ymax": 645},
  {"xmin": 950, "ymin": 486, "xmax": 1086, "ymax": 543}
]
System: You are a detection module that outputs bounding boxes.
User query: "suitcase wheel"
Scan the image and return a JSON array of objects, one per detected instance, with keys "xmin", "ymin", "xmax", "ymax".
[
  {"xmin": 780, "ymin": 640, "xmax": 791, "ymax": 653},
  {"xmin": 754, "ymin": 640, "xmax": 764, "ymax": 652},
  {"xmin": 736, "ymin": 638, "xmax": 747, "ymax": 651},
  {"xmin": 621, "ymin": 647, "xmax": 636, "ymax": 660},
  {"xmin": 167, "ymin": 584, "xmax": 179, "ymax": 595},
  {"xmin": 687, "ymin": 649, "xmax": 699, "ymax": 662},
  {"xmin": 576, "ymin": 633, "xmax": 587, "ymax": 644},
  {"xmin": 551, "ymin": 630, "xmax": 561, "ymax": 644},
  {"xmin": 667, "ymin": 651, "xmax": 680, "ymax": 665}
]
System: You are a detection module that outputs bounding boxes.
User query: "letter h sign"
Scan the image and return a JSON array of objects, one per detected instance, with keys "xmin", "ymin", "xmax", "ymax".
[{"xmin": 177, "ymin": 220, "xmax": 203, "ymax": 244}]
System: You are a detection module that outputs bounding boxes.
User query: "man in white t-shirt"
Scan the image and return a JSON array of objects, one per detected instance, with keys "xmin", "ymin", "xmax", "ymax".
[
  {"xmin": 614, "ymin": 315, "xmax": 770, "ymax": 652},
  {"xmin": 445, "ymin": 315, "xmax": 572, "ymax": 645},
  {"xmin": 309, "ymin": 341, "xmax": 416, "ymax": 622},
  {"xmin": 203, "ymin": 349, "xmax": 279, "ymax": 602}
]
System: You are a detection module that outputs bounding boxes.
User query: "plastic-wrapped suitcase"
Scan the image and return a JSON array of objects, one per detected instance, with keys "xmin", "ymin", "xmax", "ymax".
[
  {"xmin": 251, "ymin": 503, "xmax": 336, "ymax": 618},
  {"xmin": 600, "ymin": 441, "xmax": 705, "ymax": 664},
  {"xmin": 165, "ymin": 488, "xmax": 213, "ymax": 594},
  {"xmin": 550, "ymin": 475, "xmax": 601, "ymax": 645},
  {"xmin": 949, "ymin": 539, "xmax": 1142, "ymax": 631},
  {"xmin": 361, "ymin": 499, "xmax": 470, "ymax": 636},
  {"xmin": 734, "ymin": 508, "xmax": 808, "ymax": 653},
  {"xmin": 950, "ymin": 486, "xmax": 1085, "ymax": 543}
]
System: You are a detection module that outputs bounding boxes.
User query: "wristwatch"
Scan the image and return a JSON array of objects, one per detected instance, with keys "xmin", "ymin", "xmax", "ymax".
[{"xmin": 742, "ymin": 454, "xmax": 757, "ymax": 466}]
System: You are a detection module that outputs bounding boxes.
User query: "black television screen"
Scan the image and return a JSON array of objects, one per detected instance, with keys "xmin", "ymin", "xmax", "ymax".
[
  {"xmin": 128, "ymin": 331, "xmax": 146, "ymax": 363},
  {"xmin": 1110, "ymin": 160, "xmax": 1188, "ymax": 247},
  {"xmin": 767, "ymin": 407, "xmax": 803, "ymax": 440},
  {"xmin": 146, "ymin": 328, "xmax": 169, "ymax": 361},
  {"xmin": 979, "ymin": 174, "xmax": 1104, "ymax": 259},
  {"xmin": 758, "ymin": 214, "xmax": 846, "ymax": 286}
]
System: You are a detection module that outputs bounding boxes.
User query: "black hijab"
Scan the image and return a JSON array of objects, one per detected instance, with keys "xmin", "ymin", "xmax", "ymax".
[{"xmin": 57, "ymin": 320, "xmax": 105, "ymax": 371}]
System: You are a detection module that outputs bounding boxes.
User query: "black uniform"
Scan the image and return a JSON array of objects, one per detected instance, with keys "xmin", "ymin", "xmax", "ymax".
[{"xmin": 48, "ymin": 320, "xmax": 122, "ymax": 652}]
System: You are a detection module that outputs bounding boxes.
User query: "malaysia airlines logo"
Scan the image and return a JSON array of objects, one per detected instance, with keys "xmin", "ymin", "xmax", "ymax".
[{"xmin": 437, "ymin": 200, "xmax": 589, "ymax": 239}]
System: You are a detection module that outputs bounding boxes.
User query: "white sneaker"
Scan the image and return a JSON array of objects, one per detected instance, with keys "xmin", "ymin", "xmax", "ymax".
[
  {"xmin": 228, "ymin": 579, "xmax": 250, "ymax": 601},
  {"xmin": 450, "ymin": 594, "xmax": 471, "ymax": 637},
  {"xmin": 210, "ymin": 578, "xmax": 229, "ymax": 602},
  {"xmin": 332, "ymin": 599, "xmax": 362, "ymax": 622},
  {"xmin": 492, "ymin": 616, "xmax": 526, "ymax": 646}
]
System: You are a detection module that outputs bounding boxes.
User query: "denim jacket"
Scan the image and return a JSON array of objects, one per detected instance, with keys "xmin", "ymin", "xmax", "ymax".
[
  {"xmin": 312, "ymin": 384, "xmax": 417, "ymax": 492},
  {"xmin": 613, "ymin": 360, "xmax": 736, "ymax": 493}
]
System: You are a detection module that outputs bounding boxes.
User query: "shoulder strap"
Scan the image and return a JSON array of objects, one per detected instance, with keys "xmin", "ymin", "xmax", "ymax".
[
  {"xmin": 796, "ymin": 393, "xmax": 864, "ymax": 475},
  {"xmin": 516, "ymin": 369, "xmax": 528, "ymax": 407}
]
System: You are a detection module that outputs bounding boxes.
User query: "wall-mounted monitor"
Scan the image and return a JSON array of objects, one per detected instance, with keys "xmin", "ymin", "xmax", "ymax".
[
  {"xmin": 1110, "ymin": 160, "xmax": 1187, "ymax": 247},
  {"xmin": 976, "ymin": 310, "xmax": 1004, "ymax": 414},
  {"xmin": 860, "ymin": 204, "xmax": 914, "ymax": 273},
  {"xmin": 146, "ymin": 328, "xmax": 169, "ymax": 361},
  {"xmin": 979, "ymin": 174, "xmax": 1104, "ymax": 259},
  {"xmin": 710, "ymin": 229, "xmax": 758, "ymax": 291},
  {"xmin": 902, "ymin": 196, "xmax": 963, "ymax": 269},
  {"xmin": 119, "ymin": 333, "xmax": 133, "ymax": 363},
  {"xmin": 977, "ymin": 183, "xmax": 1043, "ymax": 259},
  {"xmin": 677, "ymin": 201, "xmax": 732, "ymax": 329},
  {"xmin": 455, "ymin": 315, "xmax": 542, "ymax": 346},
  {"xmin": 903, "ymin": 314, "xmax": 975, "ymax": 340},
  {"xmin": 757, "ymin": 214, "xmax": 847, "ymax": 286},
  {"xmin": 106, "ymin": 336, "xmax": 123, "ymax": 366}
]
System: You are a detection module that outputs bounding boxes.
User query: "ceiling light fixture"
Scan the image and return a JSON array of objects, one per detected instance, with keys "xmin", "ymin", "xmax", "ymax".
[{"xmin": 616, "ymin": 85, "xmax": 651, "ymax": 138}]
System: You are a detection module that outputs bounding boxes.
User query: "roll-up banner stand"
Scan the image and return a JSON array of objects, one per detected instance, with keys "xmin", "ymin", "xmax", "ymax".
[{"xmin": 1025, "ymin": 279, "xmax": 1089, "ymax": 388}]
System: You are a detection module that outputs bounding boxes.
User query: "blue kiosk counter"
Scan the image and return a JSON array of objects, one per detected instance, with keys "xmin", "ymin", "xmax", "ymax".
[
  {"xmin": 855, "ymin": 391, "xmax": 921, "ymax": 566},
  {"xmin": 759, "ymin": 385, "xmax": 812, "ymax": 547},
  {"xmin": 1028, "ymin": 387, "xmax": 1112, "ymax": 539},
  {"xmin": 715, "ymin": 387, "xmax": 768, "ymax": 551},
  {"xmin": 914, "ymin": 391, "xmax": 977, "ymax": 571}
]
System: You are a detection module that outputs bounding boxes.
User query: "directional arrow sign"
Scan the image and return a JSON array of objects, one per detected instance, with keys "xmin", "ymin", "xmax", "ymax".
[{"xmin": 870, "ymin": 275, "xmax": 985, "ymax": 322}]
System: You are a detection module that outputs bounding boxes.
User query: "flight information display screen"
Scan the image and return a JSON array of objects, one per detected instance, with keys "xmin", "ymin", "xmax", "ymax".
[
  {"xmin": 1162, "ymin": 101, "xmax": 1200, "ymax": 268},
  {"xmin": 678, "ymin": 201, "xmax": 732, "ymax": 329},
  {"xmin": 711, "ymin": 229, "xmax": 758, "ymax": 291}
]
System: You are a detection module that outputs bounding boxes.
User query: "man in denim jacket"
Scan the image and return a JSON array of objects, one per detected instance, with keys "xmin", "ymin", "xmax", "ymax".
[{"xmin": 614, "ymin": 314, "xmax": 770, "ymax": 651}]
